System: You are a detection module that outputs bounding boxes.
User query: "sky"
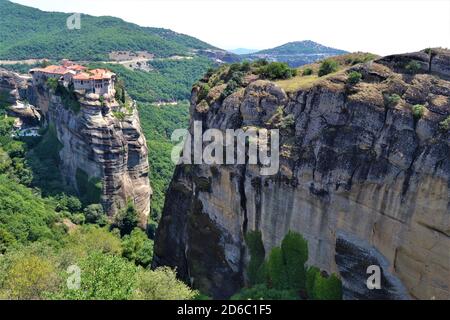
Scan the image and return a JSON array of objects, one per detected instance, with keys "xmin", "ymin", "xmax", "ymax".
[{"xmin": 11, "ymin": 0, "xmax": 450, "ymax": 56}]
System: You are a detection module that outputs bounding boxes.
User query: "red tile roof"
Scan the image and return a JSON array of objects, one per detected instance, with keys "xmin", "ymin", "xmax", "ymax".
[
  {"xmin": 30, "ymin": 65, "xmax": 72, "ymax": 75},
  {"xmin": 72, "ymin": 69, "xmax": 114, "ymax": 80},
  {"xmin": 30, "ymin": 63, "xmax": 113, "ymax": 81},
  {"xmin": 67, "ymin": 65, "xmax": 87, "ymax": 71}
]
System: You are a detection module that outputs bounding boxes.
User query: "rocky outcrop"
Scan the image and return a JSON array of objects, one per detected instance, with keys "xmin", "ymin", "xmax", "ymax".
[
  {"xmin": 0, "ymin": 69, "xmax": 29, "ymax": 103},
  {"xmin": 0, "ymin": 68, "xmax": 152, "ymax": 226},
  {"xmin": 154, "ymin": 49, "xmax": 450, "ymax": 299},
  {"xmin": 31, "ymin": 87, "xmax": 151, "ymax": 226}
]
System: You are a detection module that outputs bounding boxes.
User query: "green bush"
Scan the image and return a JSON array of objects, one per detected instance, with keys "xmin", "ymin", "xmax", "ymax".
[
  {"xmin": 245, "ymin": 231, "xmax": 266, "ymax": 285},
  {"xmin": 0, "ymin": 248, "xmax": 60, "ymax": 299},
  {"xmin": 62, "ymin": 225, "xmax": 123, "ymax": 260},
  {"xmin": 197, "ymin": 83, "xmax": 210, "ymax": 101},
  {"xmin": 55, "ymin": 194, "xmax": 82, "ymax": 213},
  {"xmin": 71, "ymin": 213, "xmax": 85, "ymax": 225},
  {"xmin": 439, "ymin": 116, "xmax": 450, "ymax": 131},
  {"xmin": 83, "ymin": 204, "xmax": 107, "ymax": 225},
  {"xmin": 253, "ymin": 59, "xmax": 269, "ymax": 67},
  {"xmin": 0, "ymin": 227, "xmax": 17, "ymax": 254},
  {"xmin": 411, "ymin": 104, "xmax": 426, "ymax": 119},
  {"xmin": 318, "ymin": 59, "xmax": 338, "ymax": 77},
  {"xmin": 133, "ymin": 267, "xmax": 198, "ymax": 300},
  {"xmin": 121, "ymin": 228, "xmax": 153, "ymax": 267},
  {"xmin": 240, "ymin": 61, "xmax": 251, "ymax": 72},
  {"xmin": 281, "ymin": 231, "xmax": 308, "ymax": 291},
  {"xmin": 388, "ymin": 93, "xmax": 401, "ymax": 105},
  {"xmin": 258, "ymin": 62, "xmax": 297, "ymax": 80},
  {"xmin": 347, "ymin": 71, "xmax": 362, "ymax": 85},
  {"xmin": 57, "ymin": 251, "xmax": 137, "ymax": 300},
  {"xmin": 221, "ymin": 79, "xmax": 240, "ymax": 99},
  {"xmin": 306, "ymin": 266, "xmax": 320, "ymax": 298},
  {"xmin": 405, "ymin": 60, "xmax": 421, "ymax": 74},
  {"xmin": 267, "ymin": 247, "xmax": 290, "ymax": 290},
  {"xmin": 46, "ymin": 78, "xmax": 58, "ymax": 91},
  {"xmin": 312, "ymin": 273, "xmax": 343, "ymax": 300},
  {"xmin": 302, "ymin": 67, "xmax": 313, "ymax": 76},
  {"xmin": 113, "ymin": 202, "xmax": 140, "ymax": 236}
]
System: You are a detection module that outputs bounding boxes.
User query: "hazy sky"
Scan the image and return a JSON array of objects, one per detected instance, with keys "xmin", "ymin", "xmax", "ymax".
[{"xmin": 11, "ymin": 0, "xmax": 450, "ymax": 55}]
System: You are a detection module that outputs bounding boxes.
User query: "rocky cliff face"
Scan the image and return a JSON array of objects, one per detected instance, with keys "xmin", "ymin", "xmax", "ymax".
[
  {"xmin": 153, "ymin": 49, "xmax": 450, "ymax": 299},
  {"xmin": 0, "ymin": 69, "xmax": 152, "ymax": 226}
]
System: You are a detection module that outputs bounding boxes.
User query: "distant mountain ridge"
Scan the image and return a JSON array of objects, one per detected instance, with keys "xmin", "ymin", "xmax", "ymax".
[
  {"xmin": 229, "ymin": 48, "xmax": 259, "ymax": 55},
  {"xmin": 254, "ymin": 40, "xmax": 346, "ymax": 55},
  {"xmin": 243, "ymin": 40, "xmax": 348, "ymax": 67}
]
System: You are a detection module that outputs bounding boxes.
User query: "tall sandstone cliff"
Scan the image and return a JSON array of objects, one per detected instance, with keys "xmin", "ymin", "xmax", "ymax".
[
  {"xmin": 153, "ymin": 50, "xmax": 450, "ymax": 299},
  {"xmin": 1, "ymin": 69, "xmax": 152, "ymax": 226}
]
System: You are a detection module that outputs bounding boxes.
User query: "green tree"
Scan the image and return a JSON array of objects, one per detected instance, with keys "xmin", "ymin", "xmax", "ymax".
[
  {"xmin": 267, "ymin": 247, "xmax": 289, "ymax": 290},
  {"xmin": 281, "ymin": 231, "xmax": 308, "ymax": 291},
  {"xmin": 58, "ymin": 251, "xmax": 137, "ymax": 300},
  {"xmin": 306, "ymin": 266, "xmax": 320, "ymax": 298},
  {"xmin": 122, "ymin": 228, "xmax": 154, "ymax": 267},
  {"xmin": 245, "ymin": 231, "xmax": 266, "ymax": 285},
  {"xmin": 83, "ymin": 204, "xmax": 107, "ymax": 225},
  {"xmin": 113, "ymin": 202, "xmax": 139, "ymax": 236},
  {"xmin": 0, "ymin": 253, "xmax": 59, "ymax": 299},
  {"xmin": 56, "ymin": 195, "xmax": 82, "ymax": 213},
  {"xmin": 57, "ymin": 226, "xmax": 122, "ymax": 267},
  {"xmin": 133, "ymin": 267, "xmax": 197, "ymax": 300},
  {"xmin": 259, "ymin": 62, "xmax": 296, "ymax": 80},
  {"xmin": 313, "ymin": 273, "xmax": 343, "ymax": 300},
  {"xmin": 71, "ymin": 213, "xmax": 85, "ymax": 225},
  {"xmin": 0, "ymin": 228, "xmax": 16, "ymax": 254}
]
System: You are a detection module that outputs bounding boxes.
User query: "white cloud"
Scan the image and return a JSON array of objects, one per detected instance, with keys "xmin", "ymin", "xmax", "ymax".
[{"xmin": 11, "ymin": 0, "xmax": 450, "ymax": 55}]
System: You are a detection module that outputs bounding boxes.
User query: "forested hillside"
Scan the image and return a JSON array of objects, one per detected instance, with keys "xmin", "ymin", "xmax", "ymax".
[{"xmin": 0, "ymin": 0, "xmax": 214, "ymax": 60}]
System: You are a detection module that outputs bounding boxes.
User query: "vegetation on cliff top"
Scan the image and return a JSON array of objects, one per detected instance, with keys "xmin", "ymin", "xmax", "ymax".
[{"xmin": 274, "ymin": 52, "xmax": 377, "ymax": 92}]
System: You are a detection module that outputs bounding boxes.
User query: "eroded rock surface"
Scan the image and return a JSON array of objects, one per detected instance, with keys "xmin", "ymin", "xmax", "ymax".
[{"xmin": 154, "ymin": 50, "xmax": 450, "ymax": 299}]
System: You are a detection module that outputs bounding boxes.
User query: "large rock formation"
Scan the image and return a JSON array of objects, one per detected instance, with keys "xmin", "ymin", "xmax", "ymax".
[
  {"xmin": 153, "ymin": 49, "xmax": 450, "ymax": 299},
  {"xmin": 0, "ymin": 68, "xmax": 152, "ymax": 226}
]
